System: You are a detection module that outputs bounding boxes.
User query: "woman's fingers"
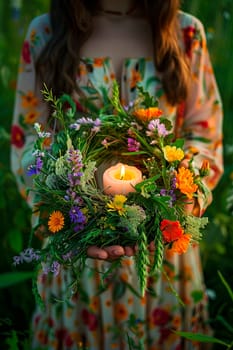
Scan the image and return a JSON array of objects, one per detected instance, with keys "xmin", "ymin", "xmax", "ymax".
[
  {"xmin": 124, "ymin": 246, "xmax": 135, "ymax": 257},
  {"xmin": 149, "ymin": 241, "xmax": 155, "ymax": 252},
  {"xmin": 87, "ymin": 245, "xmax": 108, "ymax": 259},
  {"xmin": 104, "ymin": 245, "xmax": 125, "ymax": 259},
  {"xmin": 87, "ymin": 245, "xmax": 135, "ymax": 260}
]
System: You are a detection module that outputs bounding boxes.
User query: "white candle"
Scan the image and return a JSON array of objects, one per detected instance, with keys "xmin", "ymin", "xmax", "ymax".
[{"xmin": 103, "ymin": 163, "xmax": 142, "ymax": 195}]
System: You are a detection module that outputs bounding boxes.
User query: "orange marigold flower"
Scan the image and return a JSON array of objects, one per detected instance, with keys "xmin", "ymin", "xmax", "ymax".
[
  {"xmin": 169, "ymin": 234, "xmax": 191, "ymax": 254},
  {"xmin": 160, "ymin": 219, "xmax": 183, "ymax": 242},
  {"xmin": 48, "ymin": 210, "xmax": 65, "ymax": 233},
  {"xmin": 133, "ymin": 107, "xmax": 163, "ymax": 122},
  {"xmin": 175, "ymin": 167, "xmax": 198, "ymax": 199}
]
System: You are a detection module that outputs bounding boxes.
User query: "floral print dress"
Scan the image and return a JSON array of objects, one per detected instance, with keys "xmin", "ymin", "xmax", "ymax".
[{"xmin": 11, "ymin": 10, "xmax": 223, "ymax": 350}]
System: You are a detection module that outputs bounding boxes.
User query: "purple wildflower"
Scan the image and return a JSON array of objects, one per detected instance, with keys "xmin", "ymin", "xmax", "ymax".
[
  {"xmin": 65, "ymin": 147, "xmax": 83, "ymax": 199},
  {"xmin": 124, "ymin": 101, "xmax": 134, "ymax": 111},
  {"xmin": 127, "ymin": 137, "xmax": 140, "ymax": 152},
  {"xmin": 169, "ymin": 189, "xmax": 177, "ymax": 206},
  {"xmin": 160, "ymin": 187, "xmax": 176, "ymax": 207},
  {"xmin": 42, "ymin": 261, "xmax": 61, "ymax": 276},
  {"xmin": 13, "ymin": 248, "xmax": 41, "ymax": 266},
  {"xmin": 70, "ymin": 117, "xmax": 101, "ymax": 133},
  {"xmin": 13, "ymin": 255, "xmax": 23, "ymax": 266},
  {"xmin": 50, "ymin": 261, "xmax": 61, "ymax": 276},
  {"xmin": 62, "ymin": 251, "xmax": 73, "ymax": 261},
  {"xmin": 27, "ymin": 157, "xmax": 43, "ymax": 176},
  {"xmin": 69, "ymin": 206, "xmax": 86, "ymax": 225},
  {"xmin": 70, "ymin": 123, "xmax": 81, "ymax": 131},
  {"xmin": 160, "ymin": 188, "xmax": 167, "ymax": 196},
  {"xmin": 171, "ymin": 176, "xmax": 177, "ymax": 189}
]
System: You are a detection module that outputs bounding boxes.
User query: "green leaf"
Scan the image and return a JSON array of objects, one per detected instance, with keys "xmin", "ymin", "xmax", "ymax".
[
  {"xmin": 175, "ymin": 331, "xmax": 230, "ymax": 346},
  {"xmin": 218, "ymin": 270, "xmax": 233, "ymax": 302},
  {"xmin": 173, "ymin": 138, "xmax": 185, "ymax": 148},
  {"xmin": 215, "ymin": 315, "xmax": 233, "ymax": 334},
  {"xmin": 59, "ymin": 94, "xmax": 76, "ymax": 117},
  {"xmin": 0, "ymin": 271, "xmax": 34, "ymax": 288}
]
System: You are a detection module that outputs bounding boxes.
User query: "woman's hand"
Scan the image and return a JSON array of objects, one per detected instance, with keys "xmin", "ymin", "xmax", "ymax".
[
  {"xmin": 87, "ymin": 245, "xmax": 135, "ymax": 260},
  {"xmin": 87, "ymin": 241, "xmax": 156, "ymax": 260}
]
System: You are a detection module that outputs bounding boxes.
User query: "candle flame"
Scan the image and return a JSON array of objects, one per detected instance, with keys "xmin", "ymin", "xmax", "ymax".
[{"xmin": 120, "ymin": 165, "xmax": 125, "ymax": 180}]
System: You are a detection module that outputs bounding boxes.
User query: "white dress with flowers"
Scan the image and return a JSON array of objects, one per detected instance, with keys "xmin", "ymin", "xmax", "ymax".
[{"xmin": 11, "ymin": 10, "xmax": 223, "ymax": 350}]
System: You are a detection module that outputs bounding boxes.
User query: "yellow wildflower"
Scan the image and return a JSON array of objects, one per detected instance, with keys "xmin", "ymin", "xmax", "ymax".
[
  {"xmin": 175, "ymin": 167, "xmax": 198, "ymax": 199},
  {"xmin": 163, "ymin": 145, "xmax": 184, "ymax": 162},
  {"xmin": 107, "ymin": 195, "xmax": 127, "ymax": 215},
  {"xmin": 48, "ymin": 210, "xmax": 65, "ymax": 233}
]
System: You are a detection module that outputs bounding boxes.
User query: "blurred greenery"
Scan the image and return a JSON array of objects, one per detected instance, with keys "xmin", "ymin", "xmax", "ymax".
[{"xmin": 0, "ymin": 0, "xmax": 232, "ymax": 349}]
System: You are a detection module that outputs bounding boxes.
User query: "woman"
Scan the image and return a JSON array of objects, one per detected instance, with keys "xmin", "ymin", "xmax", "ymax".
[{"xmin": 11, "ymin": 0, "xmax": 223, "ymax": 349}]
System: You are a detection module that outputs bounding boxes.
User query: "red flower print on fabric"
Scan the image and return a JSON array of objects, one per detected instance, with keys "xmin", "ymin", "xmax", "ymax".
[
  {"xmin": 21, "ymin": 41, "xmax": 31, "ymax": 64},
  {"xmin": 159, "ymin": 327, "xmax": 172, "ymax": 344},
  {"xmin": 55, "ymin": 328, "xmax": 74, "ymax": 347},
  {"xmin": 81, "ymin": 309, "xmax": 98, "ymax": 331},
  {"xmin": 182, "ymin": 26, "xmax": 196, "ymax": 58},
  {"xmin": 11, "ymin": 125, "xmax": 25, "ymax": 148},
  {"xmin": 152, "ymin": 307, "xmax": 170, "ymax": 326}
]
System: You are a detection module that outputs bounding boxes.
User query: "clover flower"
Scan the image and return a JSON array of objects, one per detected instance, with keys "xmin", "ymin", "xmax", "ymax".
[
  {"xmin": 147, "ymin": 119, "xmax": 169, "ymax": 137},
  {"xmin": 127, "ymin": 137, "xmax": 140, "ymax": 152}
]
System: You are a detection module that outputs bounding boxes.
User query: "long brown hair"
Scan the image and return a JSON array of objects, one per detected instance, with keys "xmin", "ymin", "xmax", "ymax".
[{"xmin": 36, "ymin": 0, "xmax": 190, "ymax": 105}]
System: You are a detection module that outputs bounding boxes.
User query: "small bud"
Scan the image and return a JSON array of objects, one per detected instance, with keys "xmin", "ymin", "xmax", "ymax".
[{"xmin": 200, "ymin": 159, "xmax": 210, "ymax": 177}]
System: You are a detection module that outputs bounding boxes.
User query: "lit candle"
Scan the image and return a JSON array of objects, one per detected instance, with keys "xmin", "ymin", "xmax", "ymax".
[{"xmin": 103, "ymin": 163, "xmax": 142, "ymax": 195}]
